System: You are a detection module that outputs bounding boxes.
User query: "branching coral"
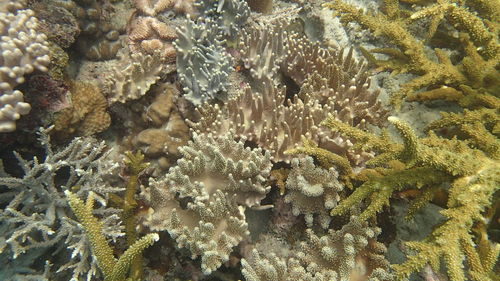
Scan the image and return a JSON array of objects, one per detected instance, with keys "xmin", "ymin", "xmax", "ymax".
[
  {"xmin": 66, "ymin": 190, "xmax": 158, "ymax": 281},
  {"xmin": 148, "ymin": 131, "xmax": 272, "ymax": 274},
  {"xmin": 323, "ymin": 0, "xmax": 500, "ymax": 110},
  {"xmin": 320, "ymin": 115, "xmax": 499, "ymax": 281},
  {"xmin": 0, "ymin": 127, "xmax": 123, "ymax": 280}
]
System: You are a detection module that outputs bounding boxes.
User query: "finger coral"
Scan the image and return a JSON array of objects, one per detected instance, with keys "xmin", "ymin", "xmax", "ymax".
[{"xmin": 0, "ymin": 1, "xmax": 50, "ymax": 132}]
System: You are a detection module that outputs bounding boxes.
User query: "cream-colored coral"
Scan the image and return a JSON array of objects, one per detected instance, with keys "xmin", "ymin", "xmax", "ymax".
[
  {"xmin": 285, "ymin": 157, "xmax": 343, "ymax": 228},
  {"xmin": 0, "ymin": 2, "xmax": 50, "ymax": 132},
  {"xmin": 242, "ymin": 217, "xmax": 392, "ymax": 281},
  {"xmin": 128, "ymin": 16, "xmax": 177, "ymax": 62},
  {"xmin": 105, "ymin": 50, "xmax": 163, "ymax": 104},
  {"xmin": 148, "ymin": 132, "xmax": 272, "ymax": 274}
]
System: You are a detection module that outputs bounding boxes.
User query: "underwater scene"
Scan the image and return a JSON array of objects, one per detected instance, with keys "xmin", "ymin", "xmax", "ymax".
[{"xmin": 0, "ymin": 0, "xmax": 499, "ymax": 280}]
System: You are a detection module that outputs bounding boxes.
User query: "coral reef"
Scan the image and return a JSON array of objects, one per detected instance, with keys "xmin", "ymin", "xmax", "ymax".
[
  {"xmin": 148, "ymin": 132, "xmax": 272, "ymax": 274},
  {"xmin": 0, "ymin": 0, "xmax": 50, "ymax": 132},
  {"xmin": 0, "ymin": 128, "xmax": 123, "ymax": 280},
  {"xmin": 2, "ymin": 0, "xmax": 498, "ymax": 280}
]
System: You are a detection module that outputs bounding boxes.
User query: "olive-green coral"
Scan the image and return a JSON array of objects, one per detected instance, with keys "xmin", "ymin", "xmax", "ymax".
[
  {"xmin": 322, "ymin": 115, "xmax": 499, "ymax": 281},
  {"xmin": 323, "ymin": 0, "xmax": 500, "ymax": 109},
  {"xmin": 65, "ymin": 191, "xmax": 158, "ymax": 281}
]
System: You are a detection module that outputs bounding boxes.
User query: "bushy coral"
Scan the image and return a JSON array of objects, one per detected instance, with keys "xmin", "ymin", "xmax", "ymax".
[
  {"xmin": 0, "ymin": 127, "xmax": 123, "ymax": 280},
  {"xmin": 320, "ymin": 115, "xmax": 499, "ymax": 281}
]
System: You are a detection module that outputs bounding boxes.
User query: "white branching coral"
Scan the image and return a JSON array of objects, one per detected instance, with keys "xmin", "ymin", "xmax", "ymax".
[
  {"xmin": 0, "ymin": 127, "xmax": 123, "ymax": 280},
  {"xmin": 148, "ymin": 131, "xmax": 272, "ymax": 274},
  {"xmin": 285, "ymin": 157, "xmax": 343, "ymax": 228},
  {"xmin": 242, "ymin": 217, "xmax": 392, "ymax": 281},
  {"xmin": 0, "ymin": 0, "xmax": 50, "ymax": 132}
]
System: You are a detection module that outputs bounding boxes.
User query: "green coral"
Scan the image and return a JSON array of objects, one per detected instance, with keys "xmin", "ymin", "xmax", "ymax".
[
  {"xmin": 321, "ymin": 115, "xmax": 499, "ymax": 280},
  {"xmin": 323, "ymin": 0, "xmax": 500, "ymax": 110},
  {"xmin": 65, "ymin": 191, "xmax": 158, "ymax": 281}
]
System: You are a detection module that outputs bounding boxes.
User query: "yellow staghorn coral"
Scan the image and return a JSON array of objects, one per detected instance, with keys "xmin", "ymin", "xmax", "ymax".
[
  {"xmin": 321, "ymin": 115, "xmax": 499, "ymax": 280},
  {"xmin": 323, "ymin": 0, "xmax": 500, "ymax": 110},
  {"xmin": 65, "ymin": 190, "xmax": 158, "ymax": 281}
]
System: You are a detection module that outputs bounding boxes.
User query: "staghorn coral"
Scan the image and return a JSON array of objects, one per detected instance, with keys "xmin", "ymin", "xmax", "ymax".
[
  {"xmin": 53, "ymin": 81, "xmax": 111, "ymax": 138},
  {"xmin": 66, "ymin": 190, "xmax": 158, "ymax": 281},
  {"xmin": 0, "ymin": 0, "xmax": 50, "ymax": 132},
  {"xmin": 323, "ymin": 0, "xmax": 500, "ymax": 109},
  {"xmin": 285, "ymin": 156, "xmax": 343, "ymax": 229},
  {"xmin": 148, "ymin": 131, "xmax": 272, "ymax": 274},
  {"xmin": 321, "ymin": 115, "xmax": 499, "ymax": 281},
  {"xmin": 0, "ymin": 127, "xmax": 123, "ymax": 280},
  {"xmin": 242, "ymin": 216, "xmax": 392, "ymax": 281}
]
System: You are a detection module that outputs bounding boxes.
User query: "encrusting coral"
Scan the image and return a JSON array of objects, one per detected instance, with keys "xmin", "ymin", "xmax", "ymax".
[
  {"xmin": 53, "ymin": 81, "xmax": 111, "ymax": 138},
  {"xmin": 318, "ymin": 115, "xmax": 499, "ymax": 281},
  {"xmin": 147, "ymin": 131, "xmax": 272, "ymax": 274}
]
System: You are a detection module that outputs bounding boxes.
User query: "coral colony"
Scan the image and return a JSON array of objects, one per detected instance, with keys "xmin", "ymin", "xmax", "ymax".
[{"xmin": 0, "ymin": 0, "xmax": 498, "ymax": 280}]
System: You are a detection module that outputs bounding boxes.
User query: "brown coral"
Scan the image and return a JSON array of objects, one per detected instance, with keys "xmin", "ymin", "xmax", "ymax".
[
  {"xmin": 128, "ymin": 16, "xmax": 177, "ymax": 62},
  {"xmin": 54, "ymin": 81, "xmax": 110, "ymax": 137}
]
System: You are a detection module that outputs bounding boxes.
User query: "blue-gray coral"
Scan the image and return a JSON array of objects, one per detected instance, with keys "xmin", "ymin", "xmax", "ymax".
[
  {"xmin": 174, "ymin": 18, "xmax": 232, "ymax": 105},
  {"xmin": 194, "ymin": 0, "xmax": 250, "ymax": 39},
  {"xmin": 0, "ymin": 127, "xmax": 123, "ymax": 281}
]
